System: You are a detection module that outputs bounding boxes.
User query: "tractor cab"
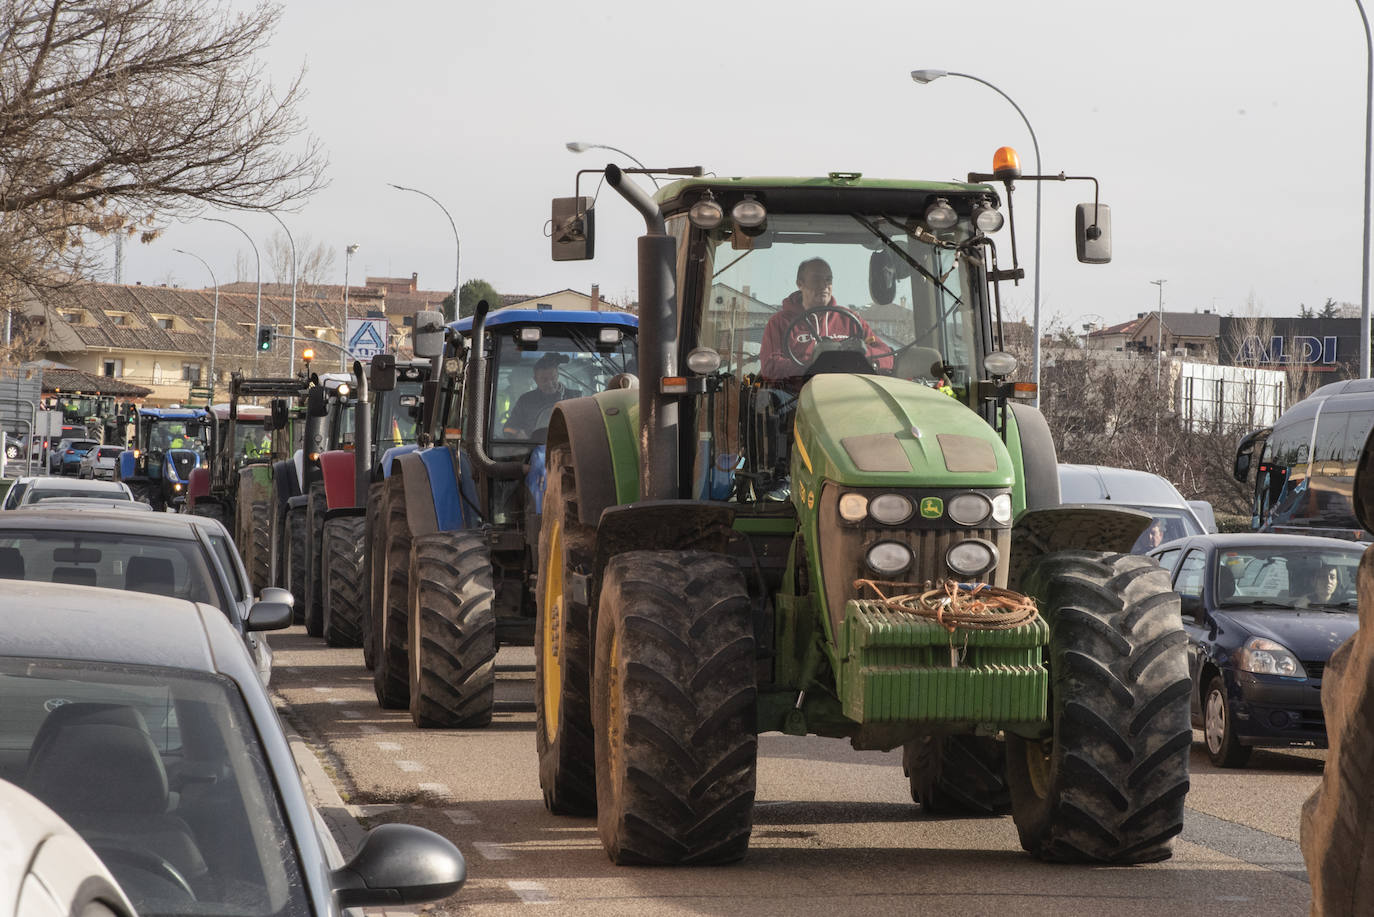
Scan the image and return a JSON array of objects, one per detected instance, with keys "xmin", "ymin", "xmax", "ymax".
[{"xmin": 117, "ymin": 407, "xmax": 212, "ymax": 509}]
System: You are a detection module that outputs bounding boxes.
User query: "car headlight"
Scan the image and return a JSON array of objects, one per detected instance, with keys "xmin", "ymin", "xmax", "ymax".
[
  {"xmin": 866, "ymin": 541, "xmax": 912, "ymax": 575},
  {"xmin": 868, "ymin": 494, "xmax": 913, "ymax": 525},
  {"xmin": 1239, "ymin": 637, "xmax": 1307, "ymax": 677},
  {"xmin": 946, "ymin": 539, "xmax": 996, "ymax": 577},
  {"xmin": 838, "ymin": 493, "xmax": 869, "ymax": 523},
  {"xmin": 947, "ymin": 493, "xmax": 992, "ymax": 526}
]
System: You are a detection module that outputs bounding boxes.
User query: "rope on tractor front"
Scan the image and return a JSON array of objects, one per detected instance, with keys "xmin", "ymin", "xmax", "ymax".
[{"xmin": 854, "ymin": 578, "xmax": 1040, "ymax": 633}]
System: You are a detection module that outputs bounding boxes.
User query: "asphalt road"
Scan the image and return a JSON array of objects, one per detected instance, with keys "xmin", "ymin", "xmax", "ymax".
[{"xmin": 269, "ymin": 628, "xmax": 1318, "ymax": 917}]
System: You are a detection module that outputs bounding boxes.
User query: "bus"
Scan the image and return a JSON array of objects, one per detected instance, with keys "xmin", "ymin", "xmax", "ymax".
[{"xmin": 1233, "ymin": 377, "xmax": 1374, "ymax": 542}]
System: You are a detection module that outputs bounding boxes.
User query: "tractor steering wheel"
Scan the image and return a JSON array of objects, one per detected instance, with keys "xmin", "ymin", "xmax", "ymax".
[{"xmin": 782, "ymin": 306, "xmax": 868, "ymax": 367}]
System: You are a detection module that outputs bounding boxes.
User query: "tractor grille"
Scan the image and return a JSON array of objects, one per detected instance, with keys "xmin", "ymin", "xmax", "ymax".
[{"xmin": 169, "ymin": 449, "xmax": 199, "ymax": 480}]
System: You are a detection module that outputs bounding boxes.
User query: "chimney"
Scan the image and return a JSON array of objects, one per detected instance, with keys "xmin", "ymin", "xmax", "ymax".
[
  {"xmin": 590, "ymin": 283, "xmax": 600, "ymax": 311},
  {"xmin": 409, "ymin": 272, "xmax": 417, "ymax": 293}
]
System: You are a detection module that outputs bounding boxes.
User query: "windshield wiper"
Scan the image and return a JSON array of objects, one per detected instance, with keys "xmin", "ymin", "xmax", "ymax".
[
  {"xmin": 1223, "ymin": 599, "xmax": 1293, "ymax": 608},
  {"xmin": 849, "ymin": 214, "xmax": 964, "ymax": 306}
]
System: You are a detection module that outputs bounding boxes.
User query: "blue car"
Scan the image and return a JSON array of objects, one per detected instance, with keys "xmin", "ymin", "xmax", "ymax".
[
  {"xmin": 1150, "ymin": 533, "xmax": 1365, "ymax": 767},
  {"xmin": 52, "ymin": 438, "xmax": 98, "ymax": 475}
]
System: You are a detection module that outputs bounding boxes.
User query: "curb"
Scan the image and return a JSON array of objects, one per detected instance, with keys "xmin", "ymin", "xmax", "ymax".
[{"xmin": 275, "ymin": 698, "xmax": 368, "ymax": 859}]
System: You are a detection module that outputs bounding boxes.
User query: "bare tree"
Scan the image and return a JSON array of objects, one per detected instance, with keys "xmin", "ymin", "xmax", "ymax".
[
  {"xmin": 0, "ymin": 0, "xmax": 328, "ymax": 291},
  {"xmin": 264, "ymin": 230, "xmax": 335, "ymax": 296}
]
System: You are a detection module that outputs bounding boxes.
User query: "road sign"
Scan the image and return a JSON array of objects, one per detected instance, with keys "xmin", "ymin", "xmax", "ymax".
[
  {"xmin": 0, "ymin": 366, "xmax": 42, "ymax": 433},
  {"xmin": 347, "ymin": 319, "xmax": 389, "ymax": 361}
]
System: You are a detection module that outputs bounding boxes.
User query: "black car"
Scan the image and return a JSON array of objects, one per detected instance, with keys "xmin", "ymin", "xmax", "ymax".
[
  {"xmin": 1150, "ymin": 533, "xmax": 1365, "ymax": 766},
  {"xmin": 0, "ymin": 580, "xmax": 466, "ymax": 915}
]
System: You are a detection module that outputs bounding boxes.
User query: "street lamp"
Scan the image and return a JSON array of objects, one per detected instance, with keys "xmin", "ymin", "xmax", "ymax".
[
  {"xmin": 1359, "ymin": 0, "xmax": 1372, "ymax": 378},
  {"xmin": 911, "ymin": 69, "xmax": 1041, "ymax": 395},
  {"xmin": 173, "ymin": 248, "xmax": 218, "ymax": 396},
  {"xmin": 388, "ymin": 183, "xmax": 460, "ymax": 322},
  {"xmin": 265, "ymin": 211, "xmax": 298, "ymax": 374},
  {"xmin": 342, "ymin": 243, "xmax": 359, "ymax": 370},
  {"xmin": 565, "ymin": 141, "xmax": 660, "ymax": 188},
  {"xmin": 203, "ymin": 216, "xmax": 261, "ymax": 374}
]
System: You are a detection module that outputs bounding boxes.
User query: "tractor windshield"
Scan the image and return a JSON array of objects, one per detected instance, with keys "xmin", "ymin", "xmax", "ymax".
[
  {"xmin": 377, "ymin": 381, "xmax": 424, "ymax": 451},
  {"xmin": 696, "ymin": 212, "xmax": 982, "ymax": 392},
  {"xmin": 490, "ymin": 326, "xmax": 637, "ymax": 447},
  {"xmin": 148, "ymin": 418, "xmax": 210, "ymax": 454}
]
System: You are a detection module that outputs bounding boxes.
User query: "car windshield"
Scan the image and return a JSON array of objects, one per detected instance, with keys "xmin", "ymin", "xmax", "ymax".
[
  {"xmin": 0, "ymin": 531, "xmax": 219, "ymax": 604},
  {"xmin": 1218, "ymin": 545, "xmax": 1364, "ymax": 608},
  {"xmin": 0, "ymin": 659, "xmax": 309, "ymax": 917},
  {"xmin": 1130, "ymin": 508, "xmax": 1206, "ymax": 553}
]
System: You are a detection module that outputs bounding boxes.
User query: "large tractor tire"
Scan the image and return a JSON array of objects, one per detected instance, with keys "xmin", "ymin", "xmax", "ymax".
[
  {"xmin": 187, "ymin": 501, "xmax": 226, "ymax": 524},
  {"xmin": 126, "ymin": 480, "xmax": 155, "ymax": 509},
  {"xmin": 322, "ymin": 515, "xmax": 367, "ymax": 648},
  {"xmin": 285, "ymin": 506, "xmax": 308, "ymax": 625},
  {"xmin": 372, "ymin": 476, "xmax": 411, "ymax": 709},
  {"xmin": 302, "ymin": 482, "xmax": 328, "ymax": 638},
  {"xmin": 593, "ymin": 550, "xmax": 757, "ymax": 866},
  {"xmin": 1006, "ymin": 550, "xmax": 1191, "ymax": 864},
  {"xmin": 535, "ymin": 445, "xmax": 598, "ymax": 816},
  {"xmin": 407, "ymin": 531, "xmax": 497, "ymax": 728},
  {"xmin": 903, "ymin": 735, "xmax": 1010, "ymax": 816},
  {"xmin": 362, "ymin": 481, "xmax": 385, "ymax": 670}
]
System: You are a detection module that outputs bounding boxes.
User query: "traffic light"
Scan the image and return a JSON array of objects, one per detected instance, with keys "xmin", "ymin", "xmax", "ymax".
[{"xmin": 257, "ymin": 326, "xmax": 273, "ymax": 351}]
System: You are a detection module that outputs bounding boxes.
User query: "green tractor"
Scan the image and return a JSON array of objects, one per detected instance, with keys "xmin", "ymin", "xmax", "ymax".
[{"xmin": 536, "ymin": 155, "xmax": 1191, "ymax": 866}]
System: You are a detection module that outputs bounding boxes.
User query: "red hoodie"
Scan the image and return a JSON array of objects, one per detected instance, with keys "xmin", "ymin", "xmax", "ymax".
[{"xmin": 759, "ymin": 291, "xmax": 892, "ymax": 379}]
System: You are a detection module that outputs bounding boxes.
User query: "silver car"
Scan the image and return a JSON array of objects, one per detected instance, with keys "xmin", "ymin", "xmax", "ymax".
[{"xmin": 78, "ymin": 443, "xmax": 123, "ymax": 479}]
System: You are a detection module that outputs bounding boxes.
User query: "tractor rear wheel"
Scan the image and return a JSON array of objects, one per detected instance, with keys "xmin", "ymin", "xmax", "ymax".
[
  {"xmin": 372, "ymin": 476, "xmax": 411, "ymax": 709},
  {"xmin": 362, "ymin": 482, "xmax": 385, "ymax": 670},
  {"xmin": 407, "ymin": 532, "xmax": 497, "ymax": 728},
  {"xmin": 593, "ymin": 550, "xmax": 757, "ymax": 865},
  {"xmin": 323, "ymin": 515, "xmax": 367, "ymax": 647},
  {"xmin": 535, "ymin": 445, "xmax": 597, "ymax": 815},
  {"xmin": 1006, "ymin": 550, "xmax": 1191, "ymax": 864},
  {"xmin": 126, "ymin": 480, "xmax": 155, "ymax": 509},
  {"xmin": 246, "ymin": 503, "xmax": 271, "ymax": 596},
  {"xmin": 285, "ymin": 506, "xmax": 308, "ymax": 625},
  {"xmin": 903, "ymin": 735, "xmax": 1010, "ymax": 816},
  {"xmin": 187, "ymin": 501, "xmax": 226, "ymax": 524},
  {"xmin": 303, "ymin": 483, "xmax": 328, "ymax": 638}
]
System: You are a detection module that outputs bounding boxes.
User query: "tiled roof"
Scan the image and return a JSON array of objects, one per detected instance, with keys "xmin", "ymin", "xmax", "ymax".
[
  {"xmin": 39, "ymin": 366, "xmax": 151, "ymax": 397},
  {"xmin": 1159, "ymin": 311, "xmax": 1220, "ymax": 338}
]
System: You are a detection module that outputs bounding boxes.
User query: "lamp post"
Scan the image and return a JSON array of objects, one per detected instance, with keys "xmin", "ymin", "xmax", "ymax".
[
  {"xmin": 911, "ymin": 69, "xmax": 1041, "ymax": 395},
  {"xmin": 203, "ymin": 216, "xmax": 261, "ymax": 374},
  {"xmin": 173, "ymin": 248, "xmax": 218, "ymax": 396},
  {"xmin": 1359, "ymin": 0, "xmax": 1372, "ymax": 378},
  {"xmin": 565, "ymin": 141, "xmax": 659, "ymax": 188},
  {"xmin": 388, "ymin": 183, "xmax": 460, "ymax": 322},
  {"xmin": 265, "ymin": 211, "xmax": 298, "ymax": 374},
  {"xmin": 342, "ymin": 243, "xmax": 359, "ymax": 370},
  {"xmin": 1151, "ymin": 278, "xmax": 1167, "ymax": 441}
]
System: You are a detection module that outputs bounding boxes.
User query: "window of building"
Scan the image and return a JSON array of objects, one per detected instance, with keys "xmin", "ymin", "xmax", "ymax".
[
  {"xmin": 102, "ymin": 359, "xmax": 122, "ymax": 378},
  {"xmin": 156, "ymin": 317, "xmax": 174, "ymax": 330},
  {"xmin": 58, "ymin": 311, "xmax": 86, "ymax": 325},
  {"xmin": 182, "ymin": 363, "xmax": 201, "ymax": 383}
]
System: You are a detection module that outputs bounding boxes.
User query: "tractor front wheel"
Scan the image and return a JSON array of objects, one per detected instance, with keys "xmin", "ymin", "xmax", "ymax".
[
  {"xmin": 593, "ymin": 550, "xmax": 757, "ymax": 865},
  {"xmin": 407, "ymin": 532, "xmax": 497, "ymax": 728},
  {"xmin": 362, "ymin": 481, "xmax": 385, "ymax": 669},
  {"xmin": 903, "ymin": 734, "xmax": 1010, "ymax": 816},
  {"xmin": 372, "ymin": 477, "xmax": 411, "ymax": 709},
  {"xmin": 285, "ymin": 506, "xmax": 308, "ymax": 625},
  {"xmin": 322, "ymin": 515, "xmax": 367, "ymax": 647},
  {"xmin": 1006, "ymin": 550, "xmax": 1191, "ymax": 864}
]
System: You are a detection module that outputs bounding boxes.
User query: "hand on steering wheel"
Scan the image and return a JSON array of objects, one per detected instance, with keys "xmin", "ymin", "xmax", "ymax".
[{"xmin": 782, "ymin": 306, "xmax": 868, "ymax": 367}]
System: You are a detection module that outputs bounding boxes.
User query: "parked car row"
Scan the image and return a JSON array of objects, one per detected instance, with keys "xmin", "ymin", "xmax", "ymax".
[{"xmin": 0, "ymin": 474, "xmax": 469, "ymax": 914}]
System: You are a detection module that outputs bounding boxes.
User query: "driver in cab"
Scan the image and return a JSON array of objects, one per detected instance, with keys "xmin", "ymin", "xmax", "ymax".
[
  {"xmin": 503, "ymin": 352, "xmax": 577, "ymax": 439},
  {"xmin": 760, "ymin": 257, "xmax": 892, "ymax": 381}
]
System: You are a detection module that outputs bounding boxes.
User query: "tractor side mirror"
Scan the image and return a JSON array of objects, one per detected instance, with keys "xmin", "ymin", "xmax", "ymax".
[
  {"xmin": 413, "ymin": 310, "xmax": 445, "ymax": 359},
  {"xmin": 1075, "ymin": 203, "xmax": 1111, "ymax": 264},
  {"xmin": 370, "ymin": 354, "xmax": 397, "ymax": 393},
  {"xmin": 868, "ymin": 251, "xmax": 897, "ymax": 306},
  {"xmin": 551, "ymin": 196, "xmax": 594, "ymax": 262}
]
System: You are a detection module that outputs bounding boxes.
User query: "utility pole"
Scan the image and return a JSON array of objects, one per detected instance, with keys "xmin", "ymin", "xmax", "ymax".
[{"xmin": 1151, "ymin": 279, "xmax": 1167, "ymax": 441}]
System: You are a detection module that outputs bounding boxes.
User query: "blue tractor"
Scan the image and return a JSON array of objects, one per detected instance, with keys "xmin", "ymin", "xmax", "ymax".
[
  {"xmin": 116, "ymin": 406, "xmax": 212, "ymax": 510},
  {"xmin": 370, "ymin": 305, "xmax": 638, "ymax": 728}
]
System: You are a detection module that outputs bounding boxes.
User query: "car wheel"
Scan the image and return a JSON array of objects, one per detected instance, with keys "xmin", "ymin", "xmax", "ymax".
[
  {"xmin": 1204, "ymin": 675, "xmax": 1252, "ymax": 768},
  {"xmin": 3, "ymin": 443, "xmax": 17, "ymax": 460}
]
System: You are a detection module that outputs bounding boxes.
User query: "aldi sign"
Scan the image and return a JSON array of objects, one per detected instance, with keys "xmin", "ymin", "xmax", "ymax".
[{"xmin": 347, "ymin": 319, "xmax": 389, "ymax": 361}]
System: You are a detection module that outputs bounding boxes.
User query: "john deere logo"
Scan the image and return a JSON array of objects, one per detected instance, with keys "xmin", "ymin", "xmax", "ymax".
[{"xmin": 920, "ymin": 497, "xmax": 943, "ymax": 518}]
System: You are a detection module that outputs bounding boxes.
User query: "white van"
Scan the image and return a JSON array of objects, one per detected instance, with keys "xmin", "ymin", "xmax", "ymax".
[{"xmin": 1057, "ymin": 464, "xmax": 1213, "ymax": 553}]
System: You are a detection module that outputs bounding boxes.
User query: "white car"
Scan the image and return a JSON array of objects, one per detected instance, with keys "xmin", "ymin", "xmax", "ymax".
[
  {"xmin": 78, "ymin": 444, "xmax": 123, "ymax": 479},
  {"xmin": 10, "ymin": 477, "xmax": 133, "ymax": 507}
]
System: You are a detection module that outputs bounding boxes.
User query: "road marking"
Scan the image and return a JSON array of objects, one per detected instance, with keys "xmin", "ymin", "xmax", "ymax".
[
  {"xmin": 395, "ymin": 760, "xmax": 425, "ymax": 773},
  {"xmin": 1183, "ymin": 809, "xmax": 1307, "ymax": 882},
  {"xmin": 340, "ymin": 709, "xmax": 362, "ymax": 719},
  {"xmin": 356, "ymin": 724, "xmax": 381, "ymax": 734},
  {"xmin": 444, "ymin": 808, "xmax": 477, "ymax": 825},
  {"xmin": 474, "ymin": 841, "xmax": 512, "ymax": 860},
  {"xmin": 311, "ymin": 686, "xmax": 333, "ymax": 693},
  {"xmin": 419, "ymin": 782, "xmax": 453, "ymax": 797},
  {"xmin": 376, "ymin": 741, "xmax": 402, "ymax": 752},
  {"xmin": 327, "ymin": 698, "xmax": 349, "ymax": 705},
  {"xmin": 508, "ymin": 880, "xmax": 552, "ymax": 903}
]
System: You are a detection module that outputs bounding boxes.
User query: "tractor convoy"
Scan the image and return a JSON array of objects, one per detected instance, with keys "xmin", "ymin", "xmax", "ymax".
[{"xmin": 203, "ymin": 149, "xmax": 1192, "ymax": 872}]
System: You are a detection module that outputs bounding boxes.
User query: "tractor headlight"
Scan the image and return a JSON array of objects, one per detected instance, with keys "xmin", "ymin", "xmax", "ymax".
[
  {"xmin": 173, "ymin": 482, "xmax": 183, "ymax": 493},
  {"xmin": 972, "ymin": 199, "xmax": 1004, "ymax": 233},
  {"xmin": 732, "ymin": 198, "xmax": 767, "ymax": 232},
  {"xmin": 866, "ymin": 541, "xmax": 912, "ymax": 576},
  {"xmin": 838, "ymin": 493, "xmax": 869, "ymax": 522},
  {"xmin": 948, "ymin": 493, "xmax": 991, "ymax": 526},
  {"xmin": 991, "ymin": 493, "xmax": 1013, "ymax": 524},
  {"xmin": 946, "ymin": 539, "xmax": 996, "ymax": 577},
  {"xmin": 924, "ymin": 198, "xmax": 958, "ymax": 231},
  {"xmin": 689, "ymin": 198, "xmax": 724, "ymax": 229},
  {"xmin": 868, "ymin": 494, "xmax": 914, "ymax": 525}
]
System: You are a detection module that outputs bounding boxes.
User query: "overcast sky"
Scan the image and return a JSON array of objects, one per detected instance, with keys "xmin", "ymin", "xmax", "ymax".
[{"xmin": 105, "ymin": 0, "xmax": 1370, "ymax": 332}]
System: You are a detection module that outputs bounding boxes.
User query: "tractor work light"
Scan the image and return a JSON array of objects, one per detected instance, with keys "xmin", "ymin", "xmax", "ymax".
[
  {"xmin": 947, "ymin": 493, "xmax": 991, "ymax": 526},
  {"xmin": 685, "ymin": 347, "xmax": 722, "ymax": 375},
  {"xmin": 866, "ymin": 541, "xmax": 912, "ymax": 576},
  {"xmin": 868, "ymin": 494, "xmax": 914, "ymax": 525},
  {"xmin": 336, "ymin": 383, "xmax": 350, "ymax": 398},
  {"xmin": 598, "ymin": 327, "xmax": 623, "ymax": 345},
  {"xmin": 732, "ymin": 198, "xmax": 767, "ymax": 232},
  {"xmin": 924, "ymin": 198, "xmax": 958, "ymax": 231},
  {"xmin": 689, "ymin": 198, "xmax": 724, "ymax": 229},
  {"xmin": 838, "ymin": 493, "xmax": 869, "ymax": 522},
  {"xmin": 946, "ymin": 539, "xmax": 996, "ymax": 577},
  {"xmin": 518, "ymin": 327, "xmax": 542, "ymax": 344},
  {"xmin": 972, "ymin": 199, "xmax": 1004, "ymax": 233},
  {"xmin": 983, "ymin": 351, "xmax": 1017, "ymax": 377},
  {"xmin": 444, "ymin": 358, "xmax": 460, "ymax": 375}
]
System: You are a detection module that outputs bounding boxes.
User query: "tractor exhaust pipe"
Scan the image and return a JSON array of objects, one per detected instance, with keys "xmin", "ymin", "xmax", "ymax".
[
  {"xmin": 605, "ymin": 164, "xmax": 678, "ymax": 501},
  {"xmin": 462, "ymin": 300, "xmax": 526, "ymax": 479},
  {"xmin": 352, "ymin": 360, "xmax": 372, "ymax": 507}
]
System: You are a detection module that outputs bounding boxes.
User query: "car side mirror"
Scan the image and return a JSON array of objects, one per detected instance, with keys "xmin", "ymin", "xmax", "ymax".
[
  {"xmin": 331, "ymin": 823, "xmax": 466, "ymax": 908},
  {"xmin": 246, "ymin": 598, "xmax": 292, "ymax": 631},
  {"xmin": 1179, "ymin": 594, "xmax": 1205, "ymax": 624},
  {"xmin": 260, "ymin": 586, "xmax": 294, "ymax": 608},
  {"xmin": 413, "ymin": 310, "xmax": 446, "ymax": 359},
  {"xmin": 1075, "ymin": 202, "xmax": 1111, "ymax": 264},
  {"xmin": 868, "ymin": 251, "xmax": 897, "ymax": 306}
]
